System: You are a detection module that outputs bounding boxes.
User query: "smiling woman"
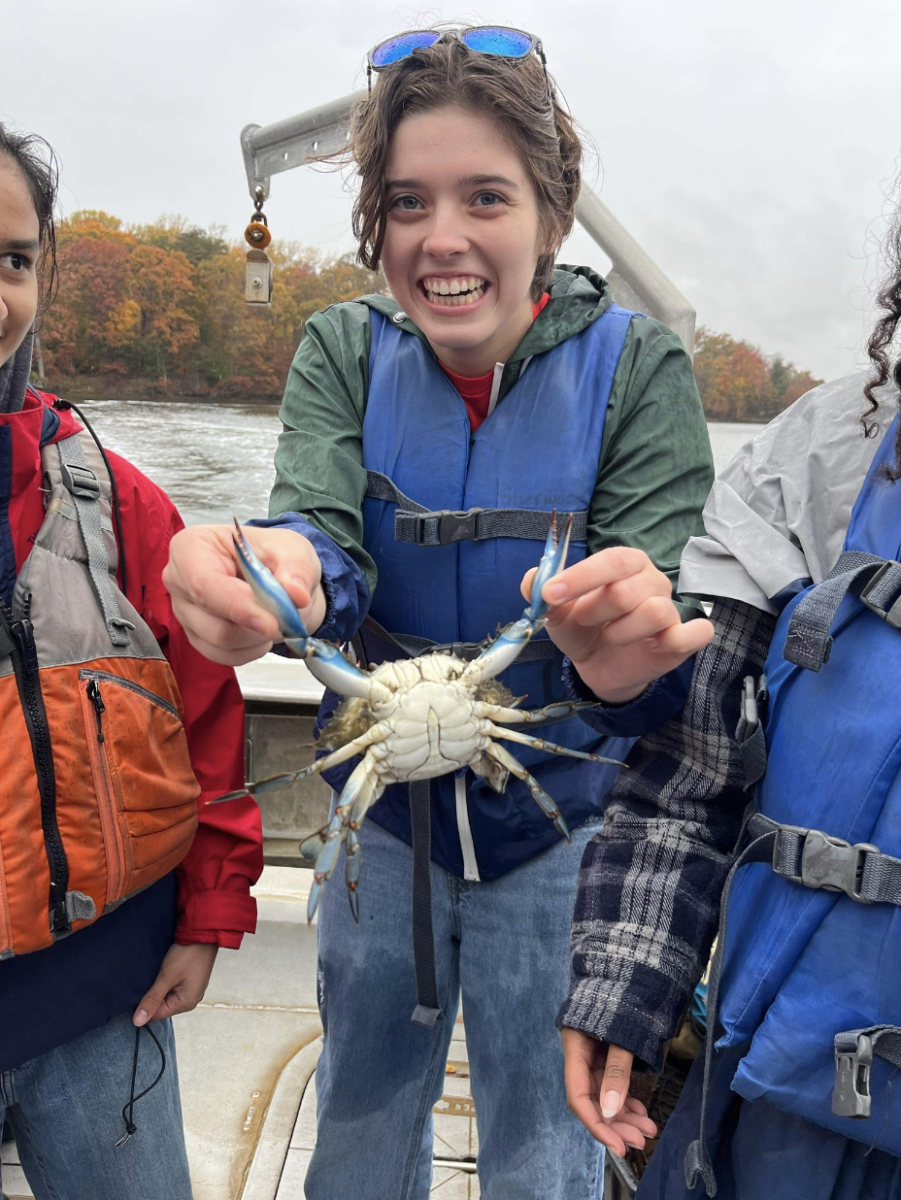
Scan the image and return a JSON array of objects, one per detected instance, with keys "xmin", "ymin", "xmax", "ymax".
[
  {"xmin": 380, "ymin": 107, "xmax": 543, "ymax": 374},
  {"xmin": 163, "ymin": 28, "xmax": 715, "ymax": 1200}
]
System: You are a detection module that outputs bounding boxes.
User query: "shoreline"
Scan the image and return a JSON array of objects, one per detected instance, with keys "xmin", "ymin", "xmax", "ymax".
[{"xmin": 40, "ymin": 380, "xmax": 756, "ymax": 422}]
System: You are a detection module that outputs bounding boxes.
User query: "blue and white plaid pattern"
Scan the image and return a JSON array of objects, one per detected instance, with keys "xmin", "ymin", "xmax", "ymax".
[{"xmin": 557, "ymin": 599, "xmax": 777, "ymax": 1070}]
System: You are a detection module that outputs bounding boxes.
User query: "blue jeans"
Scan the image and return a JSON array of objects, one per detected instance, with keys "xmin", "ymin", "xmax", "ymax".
[
  {"xmin": 306, "ymin": 816, "xmax": 605, "ymax": 1200},
  {"xmin": 0, "ymin": 1013, "xmax": 192, "ymax": 1200}
]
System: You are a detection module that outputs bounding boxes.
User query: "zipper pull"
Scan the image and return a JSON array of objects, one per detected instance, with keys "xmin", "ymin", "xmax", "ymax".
[
  {"xmin": 11, "ymin": 616, "xmax": 38, "ymax": 674},
  {"xmin": 87, "ymin": 679, "xmax": 105, "ymax": 743}
]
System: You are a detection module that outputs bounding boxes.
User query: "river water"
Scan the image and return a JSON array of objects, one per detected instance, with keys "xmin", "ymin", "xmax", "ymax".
[{"xmin": 77, "ymin": 400, "xmax": 762, "ymax": 527}]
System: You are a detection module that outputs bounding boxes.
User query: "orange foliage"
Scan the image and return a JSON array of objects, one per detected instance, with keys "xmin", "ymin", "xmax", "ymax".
[
  {"xmin": 39, "ymin": 213, "xmax": 384, "ymax": 398},
  {"xmin": 694, "ymin": 327, "xmax": 823, "ymax": 422}
]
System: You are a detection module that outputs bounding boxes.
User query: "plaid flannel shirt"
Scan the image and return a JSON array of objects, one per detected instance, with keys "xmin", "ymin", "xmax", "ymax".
[{"xmin": 557, "ymin": 598, "xmax": 777, "ymax": 1071}]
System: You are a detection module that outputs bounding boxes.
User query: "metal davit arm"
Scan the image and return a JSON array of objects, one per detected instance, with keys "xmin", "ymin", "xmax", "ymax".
[{"xmin": 240, "ymin": 92, "xmax": 696, "ymax": 356}]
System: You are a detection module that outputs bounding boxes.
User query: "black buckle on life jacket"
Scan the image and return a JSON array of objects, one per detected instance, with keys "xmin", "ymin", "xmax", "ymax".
[
  {"xmin": 411, "ymin": 507, "xmax": 486, "ymax": 546},
  {"xmin": 60, "ymin": 461, "xmax": 101, "ymax": 501},
  {"xmin": 833, "ymin": 1032, "xmax": 873, "ymax": 1118},
  {"xmin": 859, "ymin": 560, "xmax": 901, "ymax": 628},
  {"xmin": 777, "ymin": 826, "xmax": 878, "ymax": 902}
]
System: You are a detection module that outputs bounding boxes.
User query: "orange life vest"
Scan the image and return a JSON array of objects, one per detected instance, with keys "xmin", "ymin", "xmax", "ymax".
[{"xmin": 0, "ymin": 429, "xmax": 199, "ymax": 958}]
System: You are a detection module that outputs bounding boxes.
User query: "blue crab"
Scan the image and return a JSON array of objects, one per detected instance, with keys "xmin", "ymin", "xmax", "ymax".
[{"xmin": 219, "ymin": 516, "xmax": 622, "ymax": 921}]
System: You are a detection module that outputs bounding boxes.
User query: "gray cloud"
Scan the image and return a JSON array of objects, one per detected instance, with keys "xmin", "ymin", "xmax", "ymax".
[{"xmin": 4, "ymin": 0, "xmax": 900, "ymax": 379}]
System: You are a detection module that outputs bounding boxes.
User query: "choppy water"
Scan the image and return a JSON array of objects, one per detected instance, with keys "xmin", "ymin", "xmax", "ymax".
[{"xmin": 77, "ymin": 399, "xmax": 761, "ymax": 527}]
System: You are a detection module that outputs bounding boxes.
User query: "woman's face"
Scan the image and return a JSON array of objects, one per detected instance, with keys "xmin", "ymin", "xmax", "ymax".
[
  {"xmin": 380, "ymin": 105, "xmax": 549, "ymax": 376},
  {"xmin": 0, "ymin": 160, "xmax": 40, "ymax": 371}
]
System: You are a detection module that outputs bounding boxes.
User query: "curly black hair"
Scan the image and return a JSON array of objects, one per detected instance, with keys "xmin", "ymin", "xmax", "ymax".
[
  {"xmin": 0, "ymin": 122, "xmax": 60, "ymax": 314},
  {"xmin": 863, "ymin": 187, "xmax": 901, "ymax": 480}
]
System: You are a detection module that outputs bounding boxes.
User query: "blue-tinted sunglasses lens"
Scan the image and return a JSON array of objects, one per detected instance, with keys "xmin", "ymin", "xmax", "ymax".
[
  {"xmin": 371, "ymin": 31, "xmax": 440, "ymax": 67},
  {"xmin": 461, "ymin": 28, "xmax": 533, "ymax": 57}
]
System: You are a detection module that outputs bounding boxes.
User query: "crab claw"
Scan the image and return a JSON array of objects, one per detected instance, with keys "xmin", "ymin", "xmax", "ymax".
[
  {"xmin": 461, "ymin": 512, "xmax": 573, "ymax": 687},
  {"xmin": 526, "ymin": 511, "xmax": 573, "ymax": 626},
  {"xmin": 232, "ymin": 519, "xmax": 310, "ymax": 645},
  {"xmin": 231, "ymin": 519, "xmax": 373, "ymax": 699}
]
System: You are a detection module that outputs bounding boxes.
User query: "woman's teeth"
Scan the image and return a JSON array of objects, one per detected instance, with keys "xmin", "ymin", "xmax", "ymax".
[{"xmin": 422, "ymin": 277, "xmax": 487, "ymax": 306}]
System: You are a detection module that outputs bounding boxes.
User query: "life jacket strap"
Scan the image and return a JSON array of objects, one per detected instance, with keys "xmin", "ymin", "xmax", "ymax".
[
  {"xmin": 365, "ymin": 471, "xmax": 588, "ymax": 546},
  {"xmin": 408, "ymin": 779, "xmax": 443, "ymax": 1029},
  {"xmin": 57, "ymin": 435, "xmax": 134, "ymax": 648},
  {"xmin": 833, "ymin": 1025, "xmax": 901, "ymax": 1119},
  {"xmin": 747, "ymin": 811, "xmax": 901, "ymax": 906},
  {"xmin": 785, "ymin": 550, "xmax": 901, "ymax": 672}
]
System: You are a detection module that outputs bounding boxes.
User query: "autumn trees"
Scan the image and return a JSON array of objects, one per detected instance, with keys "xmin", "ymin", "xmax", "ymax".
[
  {"xmin": 40, "ymin": 210, "xmax": 823, "ymax": 418},
  {"xmin": 693, "ymin": 327, "xmax": 822, "ymax": 422},
  {"xmin": 39, "ymin": 212, "xmax": 384, "ymax": 400}
]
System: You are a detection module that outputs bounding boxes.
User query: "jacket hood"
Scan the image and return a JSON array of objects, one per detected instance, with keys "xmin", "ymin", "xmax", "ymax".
[
  {"xmin": 359, "ymin": 264, "xmax": 614, "ymax": 363},
  {"xmin": 0, "ymin": 329, "xmax": 35, "ymax": 415}
]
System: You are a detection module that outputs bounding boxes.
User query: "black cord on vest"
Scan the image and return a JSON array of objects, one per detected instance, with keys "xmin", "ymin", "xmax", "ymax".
[
  {"xmin": 116, "ymin": 1023, "xmax": 167, "ymax": 1147},
  {"xmin": 52, "ymin": 398, "xmax": 128, "ymax": 599}
]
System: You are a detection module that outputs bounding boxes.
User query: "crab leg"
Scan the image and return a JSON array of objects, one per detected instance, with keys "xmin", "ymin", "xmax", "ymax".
[
  {"xmin": 485, "ymin": 723, "xmax": 626, "ymax": 766},
  {"xmin": 474, "ymin": 699, "xmax": 596, "ymax": 726},
  {"xmin": 231, "ymin": 520, "xmax": 372, "ymax": 699},
  {"xmin": 484, "ymin": 741, "xmax": 572, "ymax": 843},
  {"xmin": 345, "ymin": 827, "xmax": 363, "ymax": 922},
  {"xmin": 461, "ymin": 514, "xmax": 573, "ymax": 688},
  {"xmin": 308, "ymin": 756, "xmax": 382, "ymax": 922},
  {"xmin": 210, "ymin": 724, "xmax": 387, "ymax": 804}
]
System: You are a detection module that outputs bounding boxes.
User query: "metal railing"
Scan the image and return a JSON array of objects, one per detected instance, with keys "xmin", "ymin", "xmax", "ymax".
[{"xmin": 241, "ymin": 93, "xmax": 695, "ymax": 355}]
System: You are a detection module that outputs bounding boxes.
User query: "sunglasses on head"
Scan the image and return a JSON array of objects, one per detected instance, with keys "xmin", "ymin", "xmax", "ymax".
[{"xmin": 366, "ymin": 26, "xmax": 547, "ymax": 93}]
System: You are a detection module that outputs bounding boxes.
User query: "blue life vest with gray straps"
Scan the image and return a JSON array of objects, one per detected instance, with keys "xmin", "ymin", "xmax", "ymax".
[
  {"xmin": 712, "ymin": 416, "xmax": 901, "ymax": 1158},
  {"xmin": 319, "ymin": 304, "xmax": 638, "ymax": 881}
]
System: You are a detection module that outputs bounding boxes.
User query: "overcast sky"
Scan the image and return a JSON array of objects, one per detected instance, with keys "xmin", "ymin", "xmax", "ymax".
[{"xmin": 4, "ymin": 0, "xmax": 901, "ymax": 380}]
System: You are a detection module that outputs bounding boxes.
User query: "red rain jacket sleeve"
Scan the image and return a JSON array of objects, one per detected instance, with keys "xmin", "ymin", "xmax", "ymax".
[{"xmin": 107, "ymin": 451, "xmax": 263, "ymax": 950}]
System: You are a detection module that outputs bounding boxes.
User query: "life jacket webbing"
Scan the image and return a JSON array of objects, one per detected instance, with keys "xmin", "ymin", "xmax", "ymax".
[
  {"xmin": 57, "ymin": 435, "xmax": 133, "ymax": 648},
  {"xmin": 364, "ymin": 470, "xmax": 589, "ymax": 547},
  {"xmin": 409, "ymin": 778, "xmax": 443, "ymax": 1029},
  {"xmin": 784, "ymin": 550, "xmax": 901, "ymax": 671}
]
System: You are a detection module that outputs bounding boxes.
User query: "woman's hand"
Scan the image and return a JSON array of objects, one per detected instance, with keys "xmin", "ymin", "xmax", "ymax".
[
  {"xmin": 522, "ymin": 546, "xmax": 714, "ymax": 703},
  {"xmin": 163, "ymin": 524, "xmax": 325, "ymax": 666},
  {"xmin": 561, "ymin": 1029, "xmax": 657, "ymax": 1156},
  {"xmin": 133, "ymin": 944, "xmax": 219, "ymax": 1026}
]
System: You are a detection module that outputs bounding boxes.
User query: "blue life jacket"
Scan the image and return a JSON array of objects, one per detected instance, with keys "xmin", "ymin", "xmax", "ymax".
[
  {"xmin": 319, "ymin": 305, "xmax": 637, "ymax": 881},
  {"xmin": 715, "ymin": 417, "xmax": 901, "ymax": 1154}
]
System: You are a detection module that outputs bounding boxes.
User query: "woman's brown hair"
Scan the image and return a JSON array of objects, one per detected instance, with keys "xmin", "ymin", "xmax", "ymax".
[{"xmin": 346, "ymin": 34, "xmax": 582, "ymax": 302}]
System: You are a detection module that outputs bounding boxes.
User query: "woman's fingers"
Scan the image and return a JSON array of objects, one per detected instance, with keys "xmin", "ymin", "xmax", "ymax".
[
  {"xmin": 561, "ymin": 1030, "xmax": 657, "ymax": 1156},
  {"xmin": 599, "ymin": 1043, "xmax": 634, "ymax": 1120},
  {"xmin": 543, "ymin": 546, "xmax": 659, "ymax": 604},
  {"xmin": 164, "ymin": 524, "xmax": 323, "ymax": 663}
]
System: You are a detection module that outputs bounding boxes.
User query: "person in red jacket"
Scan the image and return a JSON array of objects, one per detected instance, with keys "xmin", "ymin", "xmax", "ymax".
[{"xmin": 0, "ymin": 126, "xmax": 262, "ymax": 1199}]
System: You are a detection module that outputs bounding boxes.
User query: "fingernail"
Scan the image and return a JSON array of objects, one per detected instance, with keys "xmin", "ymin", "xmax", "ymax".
[
  {"xmin": 134, "ymin": 1009, "xmax": 148, "ymax": 1027},
  {"xmin": 601, "ymin": 1090, "xmax": 621, "ymax": 1119},
  {"xmin": 545, "ymin": 582, "xmax": 568, "ymax": 602},
  {"xmin": 250, "ymin": 617, "xmax": 270, "ymax": 636},
  {"xmin": 646, "ymin": 636, "xmax": 659, "ymax": 649}
]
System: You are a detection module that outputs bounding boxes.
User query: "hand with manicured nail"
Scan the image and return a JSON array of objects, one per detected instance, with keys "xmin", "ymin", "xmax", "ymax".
[
  {"xmin": 560, "ymin": 1029, "xmax": 657, "ymax": 1157},
  {"xmin": 520, "ymin": 546, "xmax": 714, "ymax": 704},
  {"xmin": 163, "ymin": 524, "xmax": 326, "ymax": 666}
]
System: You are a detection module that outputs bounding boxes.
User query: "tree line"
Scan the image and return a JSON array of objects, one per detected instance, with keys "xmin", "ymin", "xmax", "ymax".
[{"xmin": 38, "ymin": 211, "xmax": 823, "ymax": 418}]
